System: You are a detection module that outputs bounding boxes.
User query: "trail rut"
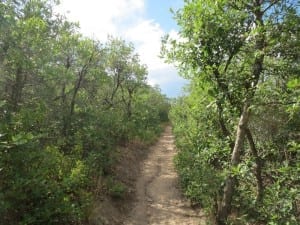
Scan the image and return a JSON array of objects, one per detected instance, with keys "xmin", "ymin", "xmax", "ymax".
[{"xmin": 124, "ymin": 126, "xmax": 205, "ymax": 225}]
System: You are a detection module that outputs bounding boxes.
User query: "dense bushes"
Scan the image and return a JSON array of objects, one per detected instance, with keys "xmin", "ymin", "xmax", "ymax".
[
  {"xmin": 163, "ymin": 1, "xmax": 299, "ymax": 224},
  {"xmin": 0, "ymin": 1, "xmax": 169, "ymax": 224}
]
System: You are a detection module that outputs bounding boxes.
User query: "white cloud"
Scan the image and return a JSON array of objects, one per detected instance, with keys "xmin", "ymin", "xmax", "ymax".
[
  {"xmin": 125, "ymin": 24, "xmax": 185, "ymax": 97},
  {"xmin": 149, "ymin": 66, "xmax": 189, "ymax": 98},
  {"xmin": 56, "ymin": 0, "xmax": 144, "ymax": 40},
  {"xmin": 55, "ymin": 0, "xmax": 186, "ymax": 97},
  {"xmin": 124, "ymin": 20, "xmax": 165, "ymax": 70},
  {"xmin": 148, "ymin": 66, "xmax": 184, "ymax": 86}
]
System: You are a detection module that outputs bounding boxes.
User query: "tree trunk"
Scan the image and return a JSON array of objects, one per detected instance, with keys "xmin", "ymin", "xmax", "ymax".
[
  {"xmin": 217, "ymin": 103, "xmax": 250, "ymax": 225},
  {"xmin": 216, "ymin": 101, "xmax": 234, "ymax": 150},
  {"xmin": 216, "ymin": 3, "xmax": 265, "ymax": 224},
  {"xmin": 245, "ymin": 128, "xmax": 264, "ymax": 202},
  {"xmin": 63, "ymin": 55, "xmax": 92, "ymax": 136},
  {"xmin": 61, "ymin": 82, "xmax": 68, "ymax": 137},
  {"xmin": 11, "ymin": 67, "xmax": 24, "ymax": 112}
]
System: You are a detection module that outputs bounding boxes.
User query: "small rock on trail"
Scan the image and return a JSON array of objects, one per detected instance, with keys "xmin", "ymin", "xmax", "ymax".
[{"xmin": 124, "ymin": 126, "xmax": 205, "ymax": 225}]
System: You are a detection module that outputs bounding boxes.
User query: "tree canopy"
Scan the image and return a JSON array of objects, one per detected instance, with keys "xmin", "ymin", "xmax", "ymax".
[
  {"xmin": 0, "ymin": 1, "xmax": 170, "ymax": 224},
  {"xmin": 162, "ymin": 0, "xmax": 300, "ymax": 224}
]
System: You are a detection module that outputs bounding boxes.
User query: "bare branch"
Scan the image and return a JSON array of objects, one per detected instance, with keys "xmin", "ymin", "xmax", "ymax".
[{"xmin": 263, "ymin": 0, "xmax": 280, "ymax": 14}]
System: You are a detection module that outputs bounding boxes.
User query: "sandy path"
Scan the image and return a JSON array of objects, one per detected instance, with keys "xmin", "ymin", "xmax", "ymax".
[{"xmin": 124, "ymin": 126, "xmax": 205, "ymax": 225}]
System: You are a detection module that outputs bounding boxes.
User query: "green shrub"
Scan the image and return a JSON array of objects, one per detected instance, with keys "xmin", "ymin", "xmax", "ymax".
[{"xmin": 106, "ymin": 177, "xmax": 127, "ymax": 199}]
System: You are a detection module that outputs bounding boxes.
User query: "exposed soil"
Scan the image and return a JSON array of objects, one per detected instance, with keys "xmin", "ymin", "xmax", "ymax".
[
  {"xmin": 89, "ymin": 126, "xmax": 205, "ymax": 225},
  {"xmin": 124, "ymin": 126, "xmax": 205, "ymax": 225}
]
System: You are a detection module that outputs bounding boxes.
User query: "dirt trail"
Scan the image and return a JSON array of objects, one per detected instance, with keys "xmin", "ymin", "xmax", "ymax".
[{"xmin": 124, "ymin": 126, "xmax": 205, "ymax": 225}]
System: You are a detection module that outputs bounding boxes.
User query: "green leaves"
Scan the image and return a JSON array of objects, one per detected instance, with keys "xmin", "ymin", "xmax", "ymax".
[
  {"xmin": 11, "ymin": 132, "xmax": 34, "ymax": 146},
  {"xmin": 165, "ymin": 0, "xmax": 300, "ymax": 224},
  {"xmin": 0, "ymin": 1, "xmax": 169, "ymax": 224},
  {"xmin": 287, "ymin": 78, "xmax": 300, "ymax": 89}
]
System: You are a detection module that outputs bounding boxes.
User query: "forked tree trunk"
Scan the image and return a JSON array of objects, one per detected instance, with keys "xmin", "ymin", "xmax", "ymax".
[
  {"xmin": 216, "ymin": 2, "xmax": 265, "ymax": 224},
  {"xmin": 216, "ymin": 103, "xmax": 250, "ymax": 225}
]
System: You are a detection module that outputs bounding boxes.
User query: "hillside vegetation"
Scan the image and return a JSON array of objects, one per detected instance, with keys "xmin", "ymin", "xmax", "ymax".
[
  {"xmin": 162, "ymin": 1, "xmax": 300, "ymax": 225},
  {"xmin": 0, "ymin": 1, "xmax": 169, "ymax": 224}
]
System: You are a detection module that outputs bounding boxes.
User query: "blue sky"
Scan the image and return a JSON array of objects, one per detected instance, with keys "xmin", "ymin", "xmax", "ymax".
[
  {"xmin": 145, "ymin": 0, "xmax": 181, "ymax": 31},
  {"xmin": 56, "ymin": 0, "xmax": 187, "ymax": 98}
]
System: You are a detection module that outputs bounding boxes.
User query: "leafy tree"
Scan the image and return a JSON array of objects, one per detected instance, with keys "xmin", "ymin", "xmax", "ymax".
[
  {"xmin": 163, "ymin": 0, "xmax": 300, "ymax": 224},
  {"xmin": 0, "ymin": 1, "xmax": 170, "ymax": 224}
]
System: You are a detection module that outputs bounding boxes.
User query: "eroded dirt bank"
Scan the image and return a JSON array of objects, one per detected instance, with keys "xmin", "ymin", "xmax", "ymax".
[{"xmin": 124, "ymin": 126, "xmax": 205, "ymax": 225}]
